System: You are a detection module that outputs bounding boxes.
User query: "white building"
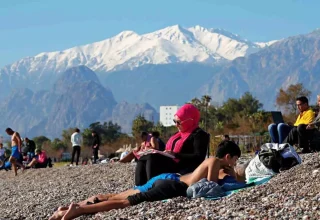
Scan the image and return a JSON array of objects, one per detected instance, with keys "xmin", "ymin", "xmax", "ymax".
[{"xmin": 160, "ymin": 105, "xmax": 180, "ymax": 127}]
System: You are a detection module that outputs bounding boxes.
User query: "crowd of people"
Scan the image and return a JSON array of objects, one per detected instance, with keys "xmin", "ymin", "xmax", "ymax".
[
  {"xmin": 47, "ymin": 99, "xmax": 320, "ymax": 220},
  {"xmin": 0, "ymin": 128, "xmax": 51, "ymax": 175},
  {"xmin": 2, "ymin": 97, "xmax": 320, "ymax": 219}
]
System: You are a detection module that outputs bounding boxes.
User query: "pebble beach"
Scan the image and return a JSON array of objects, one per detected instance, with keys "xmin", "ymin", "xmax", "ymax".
[{"xmin": 1, "ymin": 153, "xmax": 320, "ymax": 220}]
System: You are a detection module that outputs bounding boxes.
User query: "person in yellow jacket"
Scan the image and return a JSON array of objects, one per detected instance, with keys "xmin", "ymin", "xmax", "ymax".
[{"xmin": 285, "ymin": 96, "xmax": 315, "ymax": 153}]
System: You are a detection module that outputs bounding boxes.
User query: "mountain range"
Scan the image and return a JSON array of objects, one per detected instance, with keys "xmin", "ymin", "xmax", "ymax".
[
  {"xmin": 0, "ymin": 66, "xmax": 158, "ymax": 138},
  {"xmin": 1, "ymin": 25, "xmax": 320, "ymax": 138}
]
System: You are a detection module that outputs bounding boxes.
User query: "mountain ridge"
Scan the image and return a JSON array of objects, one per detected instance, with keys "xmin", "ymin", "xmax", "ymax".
[{"xmin": 0, "ymin": 66, "xmax": 158, "ymax": 138}]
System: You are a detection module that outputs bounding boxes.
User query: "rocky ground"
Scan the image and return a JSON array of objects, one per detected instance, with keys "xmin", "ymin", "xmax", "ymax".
[{"xmin": 0, "ymin": 154, "xmax": 320, "ymax": 220}]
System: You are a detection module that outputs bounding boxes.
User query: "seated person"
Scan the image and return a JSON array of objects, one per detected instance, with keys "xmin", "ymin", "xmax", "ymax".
[
  {"xmin": 284, "ymin": 96, "xmax": 316, "ymax": 153},
  {"xmin": 151, "ymin": 131, "xmax": 166, "ymax": 151},
  {"xmin": 26, "ymin": 149, "xmax": 48, "ymax": 169},
  {"xmin": 0, "ymin": 143, "xmax": 5, "ymax": 161},
  {"xmin": 306, "ymin": 94, "xmax": 320, "ymax": 129},
  {"xmin": 268, "ymin": 96, "xmax": 315, "ymax": 144},
  {"xmin": 0, "ymin": 152, "xmax": 11, "ymax": 171},
  {"xmin": 135, "ymin": 104, "xmax": 209, "ymax": 186},
  {"xmin": 119, "ymin": 132, "xmax": 153, "ymax": 163},
  {"xmin": 49, "ymin": 141, "xmax": 241, "ymax": 220}
]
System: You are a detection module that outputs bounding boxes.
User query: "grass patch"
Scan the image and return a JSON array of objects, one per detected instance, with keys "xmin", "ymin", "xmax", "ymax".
[{"xmin": 53, "ymin": 162, "xmax": 70, "ymax": 167}]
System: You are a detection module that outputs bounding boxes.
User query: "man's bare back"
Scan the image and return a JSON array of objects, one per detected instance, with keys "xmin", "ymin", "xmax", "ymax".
[{"xmin": 11, "ymin": 132, "xmax": 21, "ymax": 151}]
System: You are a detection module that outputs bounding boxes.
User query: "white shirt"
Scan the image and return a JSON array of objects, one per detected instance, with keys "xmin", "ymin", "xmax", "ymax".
[{"xmin": 71, "ymin": 132, "xmax": 82, "ymax": 147}]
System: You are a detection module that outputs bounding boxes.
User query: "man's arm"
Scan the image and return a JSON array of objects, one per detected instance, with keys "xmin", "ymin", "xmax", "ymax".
[{"xmin": 16, "ymin": 133, "xmax": 22, "ymax": 152}]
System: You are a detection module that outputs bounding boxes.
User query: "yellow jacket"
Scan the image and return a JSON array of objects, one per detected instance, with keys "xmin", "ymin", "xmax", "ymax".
[{"xmin": 294, "ymin": 108, "xmax": 315, "ymax": 126}]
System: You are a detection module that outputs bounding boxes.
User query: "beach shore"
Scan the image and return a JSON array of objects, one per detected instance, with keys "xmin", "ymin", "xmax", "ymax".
[{"xmin": 0, "ymin": 153, "xmax": 319, "ymax": 219}]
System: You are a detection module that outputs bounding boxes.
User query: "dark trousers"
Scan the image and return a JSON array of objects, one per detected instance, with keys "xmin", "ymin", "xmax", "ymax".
[
  {"xmin": 135, "ymin": 154, "xmax": 178, "ymax": 186},
  {"xmin": 285, "ymin": 124, "xmax": 315, "ymax": 151},
  {"xmin": 92, "ymin": 148, "xmax": 99, "ymax": 163},
  {"xmin": 71, "ymin": 146, "xmax": 81, "ymax": 165},
  {"xmin": 128, "ymin": 179, "xmax": 188, "ymax": 206}
]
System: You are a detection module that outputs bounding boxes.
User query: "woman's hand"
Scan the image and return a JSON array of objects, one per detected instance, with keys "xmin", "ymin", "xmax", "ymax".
[{"xmin": 164, "ymin": 150, "xmax": 176, "ymax": 156}]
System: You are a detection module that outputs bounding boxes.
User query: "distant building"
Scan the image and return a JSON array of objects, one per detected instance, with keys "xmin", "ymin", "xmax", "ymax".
[{"xmin": 160, "ymin": 105, "xmax": 180, "ymax": 127}]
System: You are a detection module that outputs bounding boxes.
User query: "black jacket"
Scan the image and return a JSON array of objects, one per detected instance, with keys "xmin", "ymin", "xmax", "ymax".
[
  {"xmin": 174, "ymin": 127, "xmax": 209, "ymax": 174},
  {"xmin": 92, "ymin": 135, "xmax": 100, "ymax": 149},
  {"xmin": 26, "ymin": 140, "xmax": 36, "ymax": 153}
]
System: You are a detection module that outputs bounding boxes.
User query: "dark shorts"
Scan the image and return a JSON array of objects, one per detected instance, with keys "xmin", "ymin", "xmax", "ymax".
[
  {"xmin": 128, "ymin": 179, "xmax": 188, "ymax": 206},
  {"xmin": 134, "ymin": 173, "xmax": 180, "ymax": 192}
]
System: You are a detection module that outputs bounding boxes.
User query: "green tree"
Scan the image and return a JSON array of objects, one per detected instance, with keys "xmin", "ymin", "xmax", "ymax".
[
  {"xmin": 61, "ymin": 128, "xmax": 76, "ymax": 148},
  {"xmin": 33, "ymin": 136, "xmax": 51, "ymax": 149},
  {"xmin": 82, "ymin": 128, "xmax": 93, "ymax": 146},
  {"xmin": 131, "ymin": 115, "xmax": 154, "ymax": 139},
  {"xmin": 82, "ymin": 121, "xmax": 123, "ymax": 145},
  {"xmin": 276, "ymin": 83, "xmax": 311, "ymax": 115},
  {"xmin": 51, "ymin": 138, "xmax": 67, "ymax": 151},
  {"xmin": 189, "ymin": 98, "xmax": 202, "ymax": 108},
  {"xmin": 238, "ymin": 92, "xmax": 263, "ymax": 116},
  {"xmin": 248, "ymin": 111, "xmax": 270, "ymax": 134}
]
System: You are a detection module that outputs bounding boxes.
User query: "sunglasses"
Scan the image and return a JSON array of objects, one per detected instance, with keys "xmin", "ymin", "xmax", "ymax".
[{"xmin": 173, "ymin": 118, "xmax": 193, "ymax": 125}]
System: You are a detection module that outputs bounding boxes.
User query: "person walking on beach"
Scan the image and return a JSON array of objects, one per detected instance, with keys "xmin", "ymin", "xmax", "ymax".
[
  {"xmin": 70, "ymin": 128, "xmax": 82, "ymax": 166},
  {"xmin": 91, "ymin": 131, "xmax": 100, "ymax": 164},
  {"xmin": 5, "ymin": 128, "xmax": 25, "ymax": 176}
]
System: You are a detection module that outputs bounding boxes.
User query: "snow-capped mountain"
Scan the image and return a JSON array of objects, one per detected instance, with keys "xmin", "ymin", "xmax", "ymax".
[{"xmin": 0, "ymin": 25, "xmax": 276, "ymax": 78}]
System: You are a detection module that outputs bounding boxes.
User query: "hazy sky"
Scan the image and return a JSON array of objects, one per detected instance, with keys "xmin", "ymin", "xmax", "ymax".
[{"xmin": 1, "ymin": 0, "xmax": 319, "ymax": 67}]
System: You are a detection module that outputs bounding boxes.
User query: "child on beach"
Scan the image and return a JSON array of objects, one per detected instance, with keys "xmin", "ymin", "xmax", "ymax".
[{"xmin": 49, "ymin": 140, "xmax": 242, "ymax": 220}]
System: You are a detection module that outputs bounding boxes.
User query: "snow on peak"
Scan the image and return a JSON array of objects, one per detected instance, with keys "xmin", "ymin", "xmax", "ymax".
[{"xmin": 1, "ymin": 25, "xmax": 275, "ymax": 76}]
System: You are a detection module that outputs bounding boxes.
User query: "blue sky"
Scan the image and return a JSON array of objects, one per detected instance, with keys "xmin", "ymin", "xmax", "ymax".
[{"xmin": 0, "ymin": 0, "xmax": 319, "ymax": 67}]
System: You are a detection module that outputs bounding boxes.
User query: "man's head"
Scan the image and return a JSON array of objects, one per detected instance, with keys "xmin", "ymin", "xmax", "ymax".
[
  {"xmin": 296, "ymin": 96, "xmax": 309, "ymax": 113},
  {"xmin": 5, "ymin": 128, "xmax": 14, "ymax": 135},
  {"xmin": 75, "ymin": 128, "xmax": 80, "ymax": 133},
  {"xmin": 215, "ymin": 140, "xmax": 241, "ymax": 167},
  {"xmin": 25, "ymin": 137, "xmax": 29, "ymax": 143},
  {"xmin": 91, "ymin": 130, "xmax": 96, "ymax": 137},
  {"xmin": 151, "ymin": 131, "xmax": 160, "ymax": 138},
  {"xmin": 224, "ymin": 134, "xmax": 230, "ymax": 141},
  {"xmin": 140, "ymin": 132, "xmax": 148, "ymax": 141},
  {"xmin": 0, "ymin": 143, "xmax": 3, "ymax": 149}
]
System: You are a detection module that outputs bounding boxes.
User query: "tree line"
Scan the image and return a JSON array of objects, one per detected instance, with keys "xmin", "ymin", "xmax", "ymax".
[{"xmin": 27, "ymin": 83, "xmax": 315, "ymax": 157}]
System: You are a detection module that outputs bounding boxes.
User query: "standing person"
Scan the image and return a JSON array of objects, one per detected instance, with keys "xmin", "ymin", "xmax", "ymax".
[
  {"xmin": 91, "ymin": 131, "xmax": 100, "ymax": 164},
  {"xmin": 70, "ymin": 128, "xmax": 82, "ymax": 166},
  {"xmin": 25, "ymin": 137, "xmax": 36, "ymax": 162},
  {"xmin": 5, "ymin": 128, "xmax": 25, "ymax": 176}
]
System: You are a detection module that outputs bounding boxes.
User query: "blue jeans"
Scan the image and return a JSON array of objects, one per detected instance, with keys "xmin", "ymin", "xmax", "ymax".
[{"xmin": 268, "ymin": 123, "xmax": 292, "ymax": 144}]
